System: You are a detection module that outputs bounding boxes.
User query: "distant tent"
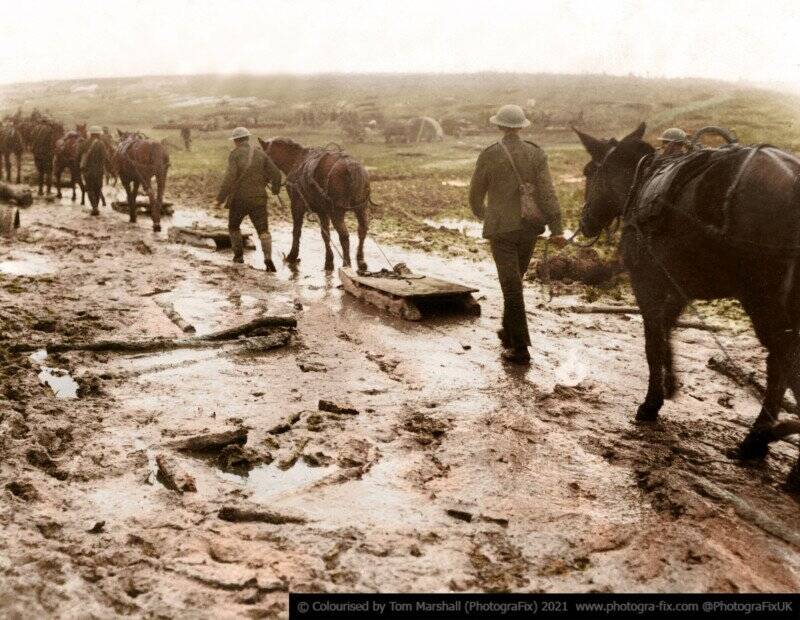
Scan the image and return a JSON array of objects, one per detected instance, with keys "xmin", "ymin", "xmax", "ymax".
[{"xmin": 406, "ymin": 116, "xmax": 443, "ymax": 143}]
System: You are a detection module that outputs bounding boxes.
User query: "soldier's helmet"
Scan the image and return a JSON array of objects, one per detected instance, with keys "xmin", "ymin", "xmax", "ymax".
[
  {"xmin": 659, "ymin": 128, "xmax": 687, "ymax": 143},
  {"xmin": 230, "ymin": 127, "xmax": 251, "ymax": 140},
  {"xmin": 490, "ymin": 104, "xmax": 531, "ymax": 129},
  {"xmin": 89, "ymin": 126, "xmax": 102, "ymax": 135}
]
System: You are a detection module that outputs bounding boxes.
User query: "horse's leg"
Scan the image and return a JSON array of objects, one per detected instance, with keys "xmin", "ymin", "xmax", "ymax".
[
  {"xmin": 124, "ymin": 178, "xmax": 137, "ymax": 223},
  {"xmin": 355, "ymin": 207, "xmax": 369, "ymax": 272},
  {"xmin": 285, "ymin": 193, "xmax": 304, "ymax": 264},
  {"xmin": 76, "ymin": 166, "xmax": 86, "ymax": 205},
  {"xmin": 141, "ymin": 178, "xmax": 158, "ymax": 232},
  {"xmin": 152, "ymin": 172, "xmax": 165, "ymax": 233},
  {"xmin": 15, "ymin": 152, "xmax": 21, "ymax": 184},
  {"xmin": 55, "ymin": 161, "xmax": 63, "ymax": 199},
  {"xmin": 318, "ymin": 211, "xmax": 334, "ymax": 271},
  {"xmin": 36, "ymin": 159, "xmax": 43, "ymax": 196},
  {"xmin": 662, "ymin": 296, "xmax": 685, "ymax": 399},
  {"xmin": 2, "ymin": 153, "xmax": 8, "ymax": 181},
  {"xmin": 331, "ymin": 207, "xmax": 351, "ymax": 268},
  {"xmin": 737, "ymin": 297, "xmax": 789, "ymax": 460}
]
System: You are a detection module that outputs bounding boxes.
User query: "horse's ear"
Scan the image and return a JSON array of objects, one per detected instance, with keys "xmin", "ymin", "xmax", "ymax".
[
  {"xmin": 573, "ymin": 126, "xmax": 607, "ymax": 161},
  {"xmin": 257, "ymin": 137, "xmax": 268, "ymax": 150},
  {"xmin": 622, "ymin": 122, "xmax": 646, "ymax": 144},
  {"xmin": 117, "ymin": 129, "xmax": 123, "ymax": 138}
]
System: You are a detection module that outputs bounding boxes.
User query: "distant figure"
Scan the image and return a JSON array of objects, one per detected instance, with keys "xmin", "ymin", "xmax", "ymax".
[
  {"xmin": 180, "ymin": 126, "xmax": 192, "ymax": 151},
  {"xmin": 469, "ymin": 104, "xmax": 565, "ymax": 365},
  {"xmin": 216, "ymin": 127, "xmax": 282, "ymax": 272},
  {"xmin": 658, "ymin": 127, "xmax": 687, "ymax": 157}
]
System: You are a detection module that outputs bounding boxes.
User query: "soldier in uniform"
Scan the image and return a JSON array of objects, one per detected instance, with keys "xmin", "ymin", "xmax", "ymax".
[
  {"xmin": 216, "ymin": 127, "xmax": 282, "ymax": 272},
  {"xmin": 469, "ymin": 104, "xmax": 565, "ymax": 364},
  {"xmin": 180, "ymin": 125, "xmax": 192, "ymax": 151},
  {"xmin": 79, "ymin": 126, "xmax": 108, "ymax": 216},
  {"xmin": 658, "ymin": 127, "xmax": 687, "ymax": 157}
]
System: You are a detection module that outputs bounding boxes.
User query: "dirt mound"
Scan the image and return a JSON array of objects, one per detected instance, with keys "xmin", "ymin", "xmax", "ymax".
[{"xmin": 532, "ymin": 247, "xmax": 622, "ymax": 285}]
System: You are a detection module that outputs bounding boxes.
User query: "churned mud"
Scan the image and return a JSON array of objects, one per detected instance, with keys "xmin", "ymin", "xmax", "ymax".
[{"xmin": 1, "ymin": 196, "xmax": 799, "ymax": 617}]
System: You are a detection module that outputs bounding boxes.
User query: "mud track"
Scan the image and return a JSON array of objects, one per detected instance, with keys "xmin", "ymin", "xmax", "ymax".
[{"xmin": 1, "ymin": 199, "xmax": 799, "ymax": 617}]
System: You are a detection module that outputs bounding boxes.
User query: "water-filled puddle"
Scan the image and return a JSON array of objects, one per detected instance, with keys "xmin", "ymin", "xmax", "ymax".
[
  {"xmin": 218, "ymin": 461, "xmax": 336, "ymax": 502},
  {"xmin": 423, "ymin": 218, "xmax": 483, "ymax": 239},
  {"xmin": 0, "ymin": 252, "xmax": 54, "ymax": 276},
  {"xmin": 30, "ymin": 349, "xmax": 79, "ymax": 399}
]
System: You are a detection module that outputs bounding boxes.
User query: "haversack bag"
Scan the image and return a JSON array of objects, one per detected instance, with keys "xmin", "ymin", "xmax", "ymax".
[{"xmin": 499, "ymin": 141, "xmax": 545, "ymax": 227}]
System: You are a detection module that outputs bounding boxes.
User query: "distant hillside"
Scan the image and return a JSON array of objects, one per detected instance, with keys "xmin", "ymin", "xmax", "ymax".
[{"xmin": 0, "ymin": 72, "xmax": 797, "ymax": 147}]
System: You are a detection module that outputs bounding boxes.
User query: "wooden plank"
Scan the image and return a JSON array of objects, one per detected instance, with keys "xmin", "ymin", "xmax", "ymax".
[
  {"xmin": 339, "ymin": 268, "xmax": 422, "ymax": 320},
  {"xmin": 111, "ymin": 201, "xmax": 175, "ymax": 216},
  {"xmin": 340, "ymin": 267, "xmax": 477, "ymax": 299},
  {"xmin": 167, "ymin": 226, "xmax": 254, "ymax": 250}
]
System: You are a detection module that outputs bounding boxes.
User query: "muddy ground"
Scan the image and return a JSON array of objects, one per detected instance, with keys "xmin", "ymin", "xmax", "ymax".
[{"xmin": 1, "ymin": 194, "xmax": 799, "ymax": 618}]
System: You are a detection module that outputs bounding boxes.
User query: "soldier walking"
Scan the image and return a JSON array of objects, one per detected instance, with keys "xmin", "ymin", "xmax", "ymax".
[
  {"xmin": 469, "ymin": 105, "xmax": 565, "ymax": 364},
  {"xmin": 180, "ymin": 126, "xmax": 192, "ymax": 151},
  {"xmin": 216, "ymin": 127, "xmax": 282, "ymax": 272}
]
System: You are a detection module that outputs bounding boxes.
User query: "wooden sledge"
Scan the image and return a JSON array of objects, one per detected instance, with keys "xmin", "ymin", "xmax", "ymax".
[
  {"xmin": 339, "ymin": 266, "xmax": 480, "ymax": 321},
  {"xmin": 168, "ymin": 226, "xmax": 254, "ymax": 250},
  {"xmin": 111, "ymin": 200, "xmax": 175, "ymax": 216}
]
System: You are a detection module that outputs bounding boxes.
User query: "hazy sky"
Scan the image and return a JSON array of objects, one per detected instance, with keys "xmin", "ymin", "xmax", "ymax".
[{"xmin": 1, "ymin": 0, "xmax": 798, "ymax": 86}]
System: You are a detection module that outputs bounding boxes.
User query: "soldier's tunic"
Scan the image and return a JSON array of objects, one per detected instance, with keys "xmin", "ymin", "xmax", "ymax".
[
  {"xmin": 469, "ymin": 133, "xmax": 563, "ymax": 350},
  {"xmin": 217, "ymin": 142, "xmax": 282, "ymax": 235}
]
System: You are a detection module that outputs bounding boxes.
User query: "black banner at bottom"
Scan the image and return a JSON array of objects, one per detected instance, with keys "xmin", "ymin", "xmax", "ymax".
[{"xmin": 290, "ymin": 593, "xmax": 798, "ymax": 619}]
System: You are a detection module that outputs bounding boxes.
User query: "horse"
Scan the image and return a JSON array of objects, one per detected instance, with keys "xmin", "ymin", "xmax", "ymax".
[
  {"xmin": 53, "ymin": 124, "xmax": 87, "ymax": 203},
  {"xmin": 258, "ymin": 137, "xmax": 373, "ymax": 271},
  {"xmin": 575, "ymin": 122, "xmax": 800, "ymax": 489},
  {"xmin": 0, "ymin": 123, "xmax": 24, "ymax": 183},
  {"xmin": 31, "ymin": 121, "xmax": 64, "ymax": 196},
  {"xmin": 113, "ymin": 131, "xmax": 170, "ymax": 232},
  {"xmin": 100, "ymin": 131, "xmax": 118, "ymax": 187}
]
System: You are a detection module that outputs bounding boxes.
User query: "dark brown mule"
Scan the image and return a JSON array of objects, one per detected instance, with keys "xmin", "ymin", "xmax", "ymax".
[
  {"xmin": 0, "ymin": 123, "xmax": 24, "ymax": 183},
  {"xmin": 575, "ymin": 122, "xmax": 800, "ymax": 489},
  {"xmin": 54, "ymin": 124, "xmax": 87, "ymax": 203},
  {"xmin": 258, "ymin": 137, "xmax": 372, "ymax": 271},
  {"xmin": 31, "ymin": 121, "xmax": 64, "ymax": 196},
  {"xmin": 113, "ymin": 130, "xmax": 170, "ymax": 232}
]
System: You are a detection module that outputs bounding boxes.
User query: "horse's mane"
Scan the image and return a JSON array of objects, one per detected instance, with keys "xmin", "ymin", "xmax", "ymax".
[{"xmin": 269, "ymin": 137, "xmax": 308, "ymax": 151}]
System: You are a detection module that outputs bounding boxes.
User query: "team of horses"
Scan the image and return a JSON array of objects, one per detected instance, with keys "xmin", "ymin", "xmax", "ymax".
[{"xmin": 0, "ymin": 116, "xmax": 170, "ymax": 232}]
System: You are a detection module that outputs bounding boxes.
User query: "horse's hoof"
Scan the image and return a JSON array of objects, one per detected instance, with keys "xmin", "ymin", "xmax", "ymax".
[
  {"xmin": 324, "ymin": 262, "xmax": 334, "ymax": 272},
  {"xmin": 736, "ymin": 429, "xmax": 771, "ymax": 461},
  {"xmin": 129, "ymin": 218, "xmax": 137, "ymax": 224},
  {"xmin": 635, "ymin": 401, "xmax": 661, "ymax": 423},
  {"xmin": 357, "ymin": 261, "xmax": 368, "ymax": 272},
  {"xmin": 91, "ymin": 210, "xmax": 99, "ymax": 217},
  {"xmin": 265, "ymin": 260, "xmax": 277, "ymax": 273},
  {"xmin": 153, "ymin": 224, "xmax": 161, "ymax": 233},
  {"xmin": 664, "ymin": 374, "xmax": 678, "ymax": 399}
]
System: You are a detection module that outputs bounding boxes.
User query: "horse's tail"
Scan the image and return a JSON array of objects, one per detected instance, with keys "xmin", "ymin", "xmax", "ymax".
[{"xmin": 344, "ymin": 158, "xmax": 371, "ymax": 209}]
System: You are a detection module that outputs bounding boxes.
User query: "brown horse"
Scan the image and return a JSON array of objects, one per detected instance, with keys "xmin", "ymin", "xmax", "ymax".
[
  {"xmin": 113, "ymin": 131, "xmax": 170, "ymax": 232},
  {"xmin": 0, "ymin": 123, "xmax": 24, "ymax": 183},
  {"xmin": 31, "ymin": 120, "xmax": 64, "ymax": 196},
  {"xmin": 258, "ymin": 137, "xmax": 373, "ymax": 271},
  {"xmin": 54, "ymin": 124, "xmax": 87, "ymax": 203}
]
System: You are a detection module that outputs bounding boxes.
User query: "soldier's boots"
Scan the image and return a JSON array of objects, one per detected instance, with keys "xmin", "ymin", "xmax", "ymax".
[
  {"xmin": 260, "ymin": 232, "xmax": 277, "ymax": 273},
  {"xmin": 229, "ymin": 230, "xmax": 245, "ymax": 264}
]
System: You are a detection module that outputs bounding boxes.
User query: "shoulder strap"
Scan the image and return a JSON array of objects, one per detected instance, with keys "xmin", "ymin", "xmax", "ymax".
[{"xmin": 499, "ymin": 140, "xmax": 524, "ymax": 185}]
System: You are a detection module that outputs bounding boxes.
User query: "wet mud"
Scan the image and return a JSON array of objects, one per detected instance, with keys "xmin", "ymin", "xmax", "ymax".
[{"xmin": 1, "ymin": 196, "xmax": 799, "ymax": 617}]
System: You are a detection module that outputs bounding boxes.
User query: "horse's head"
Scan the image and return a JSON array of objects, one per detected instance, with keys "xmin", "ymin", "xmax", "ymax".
[
  {"xmin": 117, "ymin": 129, "xmax": 130, "ymax": 140},
  {"xmin": 574, "ymin": 122, "xmax": 653, "ymax": 237},
  {"xmin": 258, "ymin": 137, "xmax": 305, "ymax": 173}
]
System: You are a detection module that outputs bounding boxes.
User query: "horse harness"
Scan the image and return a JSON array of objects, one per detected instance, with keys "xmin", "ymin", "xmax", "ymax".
[{"xmin": 281, "ymin": 146, "xmax": 368, "ymax": 213}]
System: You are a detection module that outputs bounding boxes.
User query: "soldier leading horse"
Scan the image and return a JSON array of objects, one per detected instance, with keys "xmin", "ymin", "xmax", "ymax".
[
  {"xmin": 113, "ymin": 131, "xmax": 170, "ymax": 232},
  {"xmin": 575, "ymin": 122, "xmax": 800, "ymax": 489},
  {"xmin": 258, "ymin": 137, "xmax": 373, "ymax": 271}
]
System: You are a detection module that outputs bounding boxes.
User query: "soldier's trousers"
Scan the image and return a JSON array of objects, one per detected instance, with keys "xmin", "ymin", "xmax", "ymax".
[
  {"xmin": 228, "ymin": 198, "xmax": 269, "ymax": 235},
  {"xmin": 489, "ymin": 229, "xmax": 537, "ymax": 350}
]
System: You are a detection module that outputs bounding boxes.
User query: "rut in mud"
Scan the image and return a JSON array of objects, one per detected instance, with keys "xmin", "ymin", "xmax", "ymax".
[{"xmin": 1, "ymin": 198, "xmax": 799, "ymax": 617}]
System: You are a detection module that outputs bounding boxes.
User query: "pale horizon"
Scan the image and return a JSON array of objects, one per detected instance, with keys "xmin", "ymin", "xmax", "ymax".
[{"xmin": 1, "ymin": 0, "xmax": 799, "ymax": 90}]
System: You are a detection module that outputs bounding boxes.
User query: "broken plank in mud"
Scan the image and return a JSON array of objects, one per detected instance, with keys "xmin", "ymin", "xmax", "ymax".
[
  {"xmin": 111, "ymin": 200, "xmax": 174, "ymax": 216},
  {"xmin": 167, "ymin": 226, "xmax": 254, "ymax": 250},
  {"xmin": 339, "ymin": 267, "xmax": 480, "ymax": 321}
]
